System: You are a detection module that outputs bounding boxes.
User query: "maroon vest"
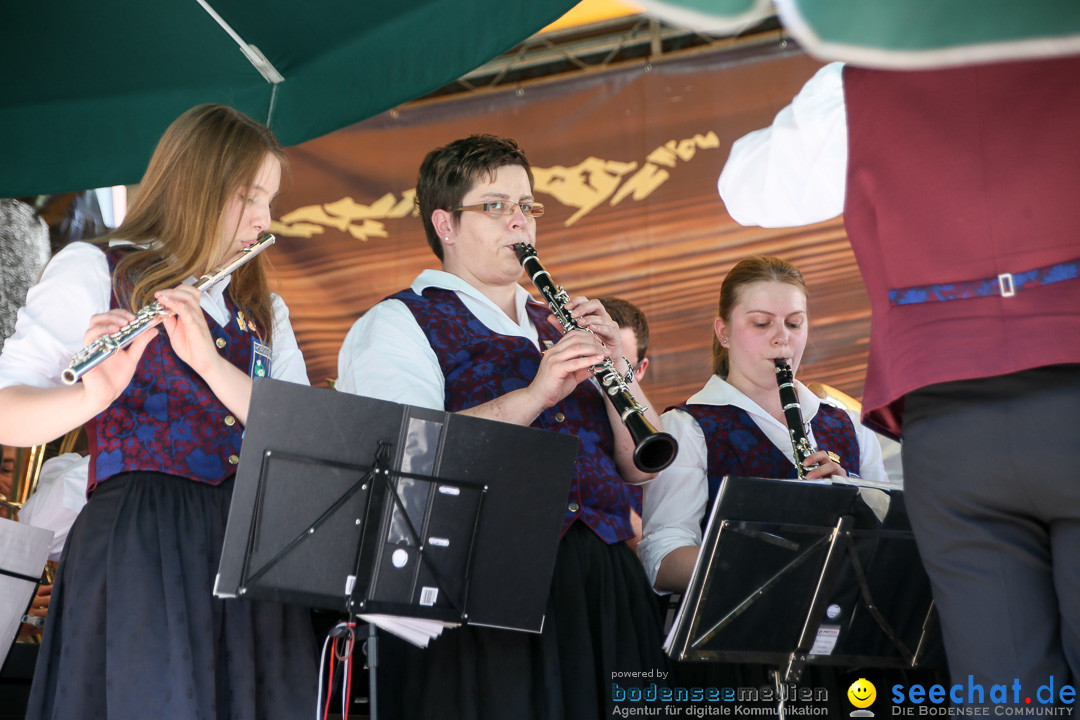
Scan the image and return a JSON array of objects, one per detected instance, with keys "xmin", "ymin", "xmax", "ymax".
[
  {"xmin": 843, "ymin": 57, "xmax": 1080, "ymax": 437},
  {"xmin": 85, "ymin": 249, "xmax": 256, "ymax": 492},
  {"xmin": 674, "ymin": 402, "xmax": 860, "ymax": 531},
  {"xmin": 392, "ymin": 287, "xmax": 634, "ymax": 544}
]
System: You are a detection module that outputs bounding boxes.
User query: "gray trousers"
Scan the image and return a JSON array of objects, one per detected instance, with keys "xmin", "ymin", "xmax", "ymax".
[{"xmin": 903, "ymin": 364, "xmax": 1080, "ymax": 706}]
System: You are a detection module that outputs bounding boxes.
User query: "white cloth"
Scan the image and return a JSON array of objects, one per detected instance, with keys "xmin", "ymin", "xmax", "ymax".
[
  {"xmin": 637, "ymin": 374, "xmax": 889, "ymax": 588},
  {"xmin": 336, "ymin": 269, "xmax": 540, "ymax": 407},
  {"xmin": 718, "ymin": 61, "xmax": 849, "ymax": 228},
  {"xmin": 0, "ymin": 241, "xmax": 309, "ymax": 390},
  {"xmin": 18, "ymin": 453, "xmax": 89, "ymax": 560}
]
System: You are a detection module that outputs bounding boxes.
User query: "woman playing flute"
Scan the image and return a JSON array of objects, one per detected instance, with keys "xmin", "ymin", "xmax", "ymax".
[{"xmin": 0, "ymin": 104, "xmax": 316, "ymax": 720}]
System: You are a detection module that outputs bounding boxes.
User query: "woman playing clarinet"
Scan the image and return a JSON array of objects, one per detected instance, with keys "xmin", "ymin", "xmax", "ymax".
[
  {"xmin": 639, "ymin": 255, "xmax": 889, "ymax": 594},
  {"xmin": 337, "ymin": 134, "xmax": 670, "ymax": 719}
]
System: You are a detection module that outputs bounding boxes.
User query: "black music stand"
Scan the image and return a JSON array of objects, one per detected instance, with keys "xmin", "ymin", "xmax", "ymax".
[
  {"xmin": 213, "ymin": 379, "xmax": 578, "ymax": 626},
  {"xmin": 215, "ymin": 379, "xmax": 577, "ymax": 630},
  {"xmin": 215, "ymin": 379, "xmax": 579, "ymax": 719},
  {"xmin": 665, "ymin": 476, "xmax": 945, "ymax": 683}
]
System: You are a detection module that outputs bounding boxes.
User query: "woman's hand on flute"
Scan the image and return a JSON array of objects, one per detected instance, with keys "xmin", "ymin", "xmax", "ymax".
[
  {"xmin": 0, "ymin": 309, "xmax": 156, "ymax": 446},
  {"xmin": 155, "ymin": 285, "xmax": 220, "ymax": 376},
  {"xmin": 154, "ymin": 285, "xmax": 255, "ymax": 425},
  {"xmin": 80, "ymin": 309, "xmax": 157, "ymax": 407}
]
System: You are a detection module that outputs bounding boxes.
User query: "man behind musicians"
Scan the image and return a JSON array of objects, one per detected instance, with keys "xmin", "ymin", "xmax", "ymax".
[
  {"xmin": 599, "ymin": 295, "xmax": 652, "ymax": 551},
  {"xmin": 719, "ymin": 57, "xmax": 1080, "ymax": 704}
]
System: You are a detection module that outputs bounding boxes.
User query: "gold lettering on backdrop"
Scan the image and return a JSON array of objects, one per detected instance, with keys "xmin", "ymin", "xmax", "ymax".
[
  {"xmin": 272, "ymin": 190, "xmax": 415, "ymax": 241},
  {"xmin": 610, "ymin": 134, "xmax": 721, "ymax": 207},
  {"xmin": 270, "ymin": 134, "xmax": 719, "ymax": 238},
  {"xmin": 533, "ymin": 158, "xmax": 639, "ymax": 227}
]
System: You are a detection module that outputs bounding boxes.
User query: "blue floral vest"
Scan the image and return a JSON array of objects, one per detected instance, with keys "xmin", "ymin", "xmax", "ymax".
[
  {"xmin": 393, "ymin": 287, "xmax": 634, "ymax": 544},
  {"xmin": 85, "ymin": 247, "xmax": 255, "ymax": 491},
  {"xmin": 673, "ymin": 403, "xmax": 860, "ymax": 532}
]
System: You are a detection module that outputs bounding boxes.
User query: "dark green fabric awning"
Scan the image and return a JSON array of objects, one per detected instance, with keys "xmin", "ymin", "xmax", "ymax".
[
  {"xmin": 776, "ymin": 0, "xmax": 1080, "ymax": 68},
  {"xmin": 0, "ymin": 0, "xmax": 577, "ymax": 197},
  {"xmin": 637, "ymin": 0, "xmax": 1080, "ymax": 67}
]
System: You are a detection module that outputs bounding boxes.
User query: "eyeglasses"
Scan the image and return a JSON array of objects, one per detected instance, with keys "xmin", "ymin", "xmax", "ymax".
[{"xmin": 454, "ymin": 201, "xmax": 545, "ymax": 218}]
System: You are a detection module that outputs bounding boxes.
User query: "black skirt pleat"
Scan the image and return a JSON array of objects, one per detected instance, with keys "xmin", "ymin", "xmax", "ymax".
[{"xmin": 25, "ymin": 472, "xmax": 317, "ymax": 720}]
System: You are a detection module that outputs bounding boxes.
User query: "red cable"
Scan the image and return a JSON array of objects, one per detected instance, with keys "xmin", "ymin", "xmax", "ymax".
[
  {"xmin": 339, "ymin": 623, "xmax": 356, "ymax": 719},
  {"xmin": 323, "ymin": 649, "xmax": 335, "ymax": 720}
]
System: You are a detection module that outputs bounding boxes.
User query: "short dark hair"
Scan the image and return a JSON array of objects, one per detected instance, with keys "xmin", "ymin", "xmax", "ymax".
[
  {"xmin": 415, "ymin": 134, "xmax": 534, "ymax": 260},
  {"xmin": 599, "ymin": 296, "xmax": 649, "ymax": 362}
]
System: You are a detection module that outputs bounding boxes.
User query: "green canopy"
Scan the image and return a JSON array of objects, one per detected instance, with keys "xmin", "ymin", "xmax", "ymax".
[
  {"xmin": 630, "ymin": 0, "xmax": 773, "ymax": 34},
  {"xmin": 776, "ymin": 0, "xmax": 1080, "ymax": 68},
  {"xmin": 0, "ymin": 0, "xmax": 577, "ymax": 198},
  {"xmin": 636, "ymin": 0, "xmax": 1080, "ymax": 67}
]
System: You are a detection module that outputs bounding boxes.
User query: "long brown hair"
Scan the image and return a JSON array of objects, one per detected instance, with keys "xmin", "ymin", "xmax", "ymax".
[
  {"xmin": 711, "ymin": 256, "xmax": 808, "ymax": 378},
  {"xmin": 103, "ymin": 104, "xmax": 286, "ymax": 341}
]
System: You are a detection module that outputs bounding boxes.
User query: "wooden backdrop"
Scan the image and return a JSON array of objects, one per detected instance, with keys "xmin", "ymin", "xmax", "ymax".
[{"xmin": 265, "ymin": 43, "xmax": 870, "ymax": 413}]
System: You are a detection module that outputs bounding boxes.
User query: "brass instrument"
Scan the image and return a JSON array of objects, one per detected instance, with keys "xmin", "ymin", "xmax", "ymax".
[
  {"xmin": 61, "ymin": 234, "xmax": 276, "ymax": 385},
  {"xmin": 1, "ymin": 428, "xmax": 83, "ymax": 523},
  {"xmin": 513, "ymin": 242, "xmax": 678, "ymax": 473},
  {"xmin": 773, "ymin": 358, "xmax": 819, "ymax": 480}
]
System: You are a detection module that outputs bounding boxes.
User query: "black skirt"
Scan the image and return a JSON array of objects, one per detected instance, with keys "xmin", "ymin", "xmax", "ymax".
[
  {"xmin": 25, "ymin": 472, "xmax": 317, "ymax": 720},
  {"xmin": 384, "ymin": 521, "xmax": 670, "ymax": 720}
]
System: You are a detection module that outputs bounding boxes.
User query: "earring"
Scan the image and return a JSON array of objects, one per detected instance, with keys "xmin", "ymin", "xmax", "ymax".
[{"xmin": 721, "ymin": 339, "xmax": 728, "ymax": 346}]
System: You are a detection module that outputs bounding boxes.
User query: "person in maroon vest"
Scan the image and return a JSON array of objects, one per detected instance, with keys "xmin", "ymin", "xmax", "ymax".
[
  {"xmin": 720, "ymin": 56, "xmax": 1080, "ymax": 706},
  {"xmin": 638, "ymin": 255, "xmax": 888, "ymax": 594},
  {"xmin": 337, "ymin": 134, "xmax": 670, "ymax": 719},
  {"xmin": 0, "ymin": 104, "xmax": 317, "ymax": 719}
]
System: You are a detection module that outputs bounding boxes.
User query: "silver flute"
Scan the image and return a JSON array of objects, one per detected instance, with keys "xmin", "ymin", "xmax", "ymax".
[
  {"xmin": 61, "ymin": 233, "xmax": 276, "ymax": 385},
  {"xmin": 513, "ymin": 242, "xmax": 677, "ymax": 473}
]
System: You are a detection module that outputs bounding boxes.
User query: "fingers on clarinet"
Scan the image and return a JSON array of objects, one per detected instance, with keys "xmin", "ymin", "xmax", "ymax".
[{"xmin": 585, "ymin": 354, "xmax": 607, "ymax": 370}]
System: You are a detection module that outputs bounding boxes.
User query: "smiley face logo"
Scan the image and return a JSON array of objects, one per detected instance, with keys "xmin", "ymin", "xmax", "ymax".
[{"xmin": 847, "ymin": 678, "xmax": 876, "ymax": 708}]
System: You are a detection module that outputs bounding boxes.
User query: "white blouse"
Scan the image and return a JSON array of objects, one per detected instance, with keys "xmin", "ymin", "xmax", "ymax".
[
  {"xmin": 0, "ymin": 241, "xmax": 309, "ymax": 390},
  {"xmin": 638, "ymin": 374, "xmax": 890, "ymax": 589}
]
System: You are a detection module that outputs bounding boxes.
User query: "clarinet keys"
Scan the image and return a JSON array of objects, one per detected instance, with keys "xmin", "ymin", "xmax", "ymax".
[{"xmin": 513, "ymin": 242, "xmax": 678, "ymax": 473}]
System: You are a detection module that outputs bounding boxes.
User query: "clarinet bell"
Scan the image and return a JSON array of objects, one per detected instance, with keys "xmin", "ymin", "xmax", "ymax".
[{"xmin": 625, "ymin": 412, "xmax": 678, "ymax": 473}]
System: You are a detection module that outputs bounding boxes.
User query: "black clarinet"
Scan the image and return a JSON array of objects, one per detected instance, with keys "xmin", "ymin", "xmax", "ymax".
[
  {"xmin": 514, "ymin": 242, "xmax": 677, "ymax": 473},
  {"xmin": 773, "ymin": 358, "xmax": 819, "ymax": 480}
]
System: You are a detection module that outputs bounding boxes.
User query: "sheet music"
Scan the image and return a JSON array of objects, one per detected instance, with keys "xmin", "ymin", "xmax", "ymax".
[
  {"xmin": 776, "ymin": 474, "xmax": 898, "ymax": 491},
  {"xmin": 358, "ymin": 613, "xmax": 458, "ymax": 648},
  {"xmin": 824, "ymin": 476, "xmax": 895, "ymax": 522},
  {"xmin": 0, "ymin": 517, "xmax": 53, "ymax": 664},
  {"xmin": 824, "ymin": 475, "xmax": 901, "ymax": 491}
]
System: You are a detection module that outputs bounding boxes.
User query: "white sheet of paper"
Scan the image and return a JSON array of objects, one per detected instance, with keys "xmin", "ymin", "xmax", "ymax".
[{"xmin": 0, "ymin": 517, "xmax": 53, "ymax": 663}]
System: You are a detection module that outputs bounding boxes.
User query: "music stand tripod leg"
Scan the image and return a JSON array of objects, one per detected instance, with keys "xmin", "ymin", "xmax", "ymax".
[{"xmin": 365, "ymin": 622, "xmax": 378, "ymax": 720}]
